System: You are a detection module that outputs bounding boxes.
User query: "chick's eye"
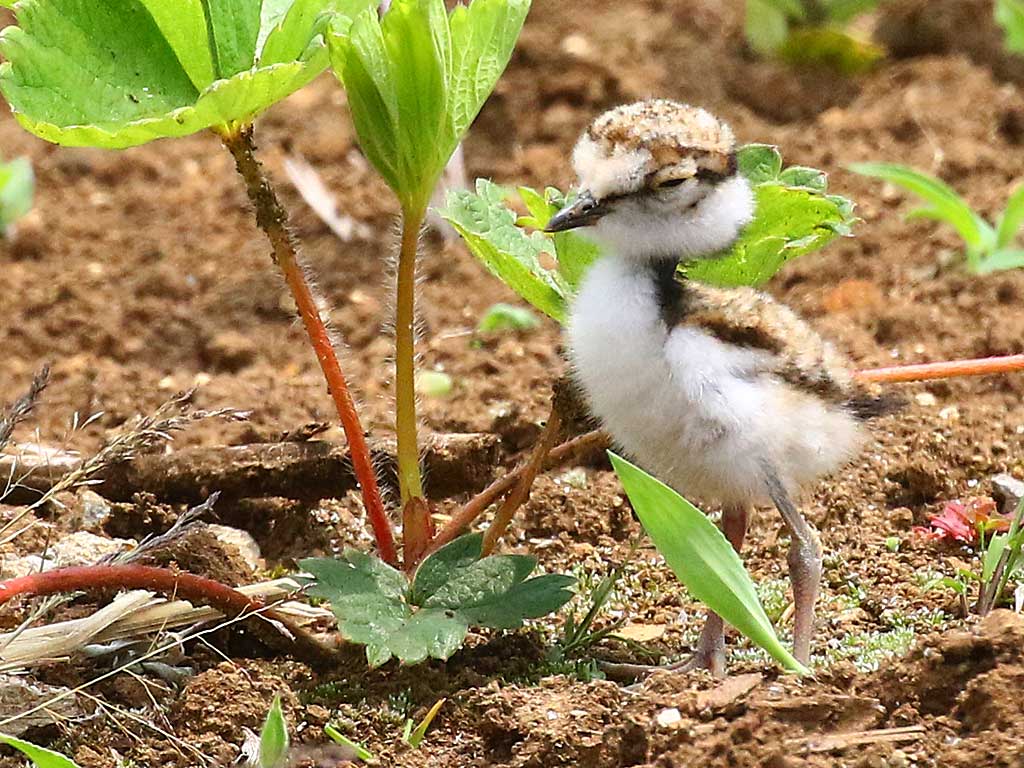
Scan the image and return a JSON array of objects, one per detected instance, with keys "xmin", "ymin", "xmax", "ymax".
[{"xmin": 658, "ymin": 178, "xmax": 686, "ymax": 189}]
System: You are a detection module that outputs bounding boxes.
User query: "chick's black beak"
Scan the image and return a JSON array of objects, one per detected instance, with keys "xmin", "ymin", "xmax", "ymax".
[{"xmin": 545, "ymin": 191, "xmax": 608, "ymax": 232}]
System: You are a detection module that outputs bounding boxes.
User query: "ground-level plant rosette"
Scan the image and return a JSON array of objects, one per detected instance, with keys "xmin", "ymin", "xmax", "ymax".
[{"xmin": 301, "ymin": 532, "xmax": 576, "ymax": 666}]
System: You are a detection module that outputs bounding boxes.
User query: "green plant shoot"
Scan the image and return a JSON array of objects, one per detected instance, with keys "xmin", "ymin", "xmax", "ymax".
[
  {"xmin": 0, "ymin": 0, "xmax": 401, "ymax": 567},
  {"xmin": 608, "ymin": 453, "xmax": 808, "ymax": 674},
  {"xmin": 0, "ymin": 734, "xmax": 81, "ymax": 768},
  {"xmin": 259, "ymin": 696, "xmax": 290, "ymax": 768},
  {"xmin": 850, "ymin": 162, "xmax": 1024, "ymax": 274},
  {"xmin": 301, "ymin": 533, "xmax": 574, "ymax": 666},
  {"xmin": 0, "ymin": 156, "xmax": 34, "ymax": 237},
  {"xmin": 328, "ymin": 0, "xmax": 529, "ymax": 509},
  {"xmin": 745, "ymin": 0, "xmax": 882, "ymax": 73},
  {"xmin": 441, "ymin": 144, "xmax": 855, "ymax": 322}
]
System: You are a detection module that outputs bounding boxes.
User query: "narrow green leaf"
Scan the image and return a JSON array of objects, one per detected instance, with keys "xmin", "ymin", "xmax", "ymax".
[
  {"xmin": 325, "ymin": 725, "xmax": 374, "ymax": 761},
  {"xmin": 849, "ymin": 162, "xmax": 994, "ymax": 253},
  {"xmin": 976, "ymin": 248, "xmax": 1024, "ymax": 274},
  {"xmin": 0, "ymin": 156, "xmax": 34, "ymax": 234},
  {"xmin": 259, "ymin": 696, "xmax": 290, "ymax": 768},
  {"xmin": 609, "ymin": 452, "xmax": 808, "ymax": 674},
  {"xmin": 405, "ymin": 698, "xmax": 445, "ymax": 748},
  {"xmin": 997, "ymin": 184, "xmax": 1024, "ymax": 248},
  {"xmin": 0, "ymin": 734, "xmax": 81, "ymax": 768},
  {"xmin": 778, "ymin": 27, "xmax": 884, "ymax": 76},
  {"xmin": 823, "ymin": 0, "xmax": 879, "ymax": 24},
  {"xmin": 983, "ymin": 533, "xmax": 1010, "ymax": 584}
]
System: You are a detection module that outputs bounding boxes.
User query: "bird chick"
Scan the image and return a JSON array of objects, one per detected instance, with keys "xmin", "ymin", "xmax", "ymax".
[{"xmin": 548, "ymin": 99, "xmax": 890, "ymax": 675}]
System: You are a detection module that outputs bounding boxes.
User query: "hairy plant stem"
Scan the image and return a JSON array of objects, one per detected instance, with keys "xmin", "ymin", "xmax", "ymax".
[
  {"xmin": 395, "ymin": 209, "xmax": 426, "ymax": 504},
  {"xmin": 0, "ymin": 564, "xmax": 338, "ymax": 667},
  {"xmin": 220, "ymin": 126, "xmax": 397, "ymax": 567},
  {"xmin": 482, "ymin": 408, "xmax": 563, "ymax": 556},
  {"xmin": 855, "ymin": 354, "xmax": 1024, "ymax": 384},
  {"xmin": 428, "ymin": 428, "xmax": 611, "ymax": 556}
]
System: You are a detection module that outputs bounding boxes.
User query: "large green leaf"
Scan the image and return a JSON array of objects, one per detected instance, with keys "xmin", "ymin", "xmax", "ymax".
[
  {"xmin": 0, "ymin": 0, "xmax": 372, "ymax": 148},
  {"xmin": 0, "ymin": 156, "xmax": 35, "ymax": 235},
  {"xmin": 0, "ymin": 734, "xmax": 81, "ymax": 768},
  {"xmin": 441, "ymin": 144, "xmax": 855, "ymax": 317},
  {"xmin": 609, "ymin": 453, "xmax": 808, "ymax": 674},
  {"xmin": 301, "ymin": 534, "xmax": 574, "ymax": 667},
  {"xmin": 328, "ymin": 0, "xmax": 529, "ymax": 212}
]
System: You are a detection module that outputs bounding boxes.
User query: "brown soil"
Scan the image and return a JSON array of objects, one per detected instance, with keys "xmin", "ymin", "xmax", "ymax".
[{"xmin": 4, "ymin": 1, "xmax": 1024, "ymax": 766}]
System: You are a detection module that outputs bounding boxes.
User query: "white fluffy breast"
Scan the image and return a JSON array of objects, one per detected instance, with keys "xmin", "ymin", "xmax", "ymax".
[{"xmin": 567, "ymin": 258, "xmax": 864, "ymax": 507}]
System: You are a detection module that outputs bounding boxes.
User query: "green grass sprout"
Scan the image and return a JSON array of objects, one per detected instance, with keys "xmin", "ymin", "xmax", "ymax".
[
  {"xmin": 258, "ymin": 696, "xmax": 290, "ymax": 768},
  {"xmin": 850, "ymin": 162, "xmax": 1024, "ymax": 274},
  {"xmin": 0, "ymin": 734, "xmax": 81, "ymax": 768},
  {"xmin": 0, "ymin": 155, "xmax": 33, "ymax": 237}
]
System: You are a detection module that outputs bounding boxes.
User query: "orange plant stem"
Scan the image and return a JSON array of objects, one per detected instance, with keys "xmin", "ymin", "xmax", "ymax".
[
  {"xmin": 855, "ymin": 354, "xmax": 1024, "ymax": 384},
  {"xmin": 222, "ymin": 127, "xmax": 397, "ymax": 567}
]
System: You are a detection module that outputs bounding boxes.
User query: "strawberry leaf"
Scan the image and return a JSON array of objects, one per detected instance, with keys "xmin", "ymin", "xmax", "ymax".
[
  {"xmin": 0, "ymin": 0, "xmax": 373, "ymax": 148},
  {"xmin": 301, "ymin": 534, "xmax": 574, "ymax": 667}
]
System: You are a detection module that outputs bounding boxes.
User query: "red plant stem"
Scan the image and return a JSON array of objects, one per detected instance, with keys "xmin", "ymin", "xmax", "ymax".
[
  {"xmin": 0, "ymin": 564, "xmax": 262, "ymax": 610},
  {"xmin": 220, "ymin": 127, "xmax": 397, "ymax": 567},
  {"xmin": 395, "ymin": 210, "xmax": 426, "ymax": 504},
  {"xmin": 428, "ymin": 428, "xmax": 610, "ymax": 555},
  {"xmin": 0, "ymin": 564, "xmax": 339, "ymax": 667},
  {"xmin": 482, "ymin": 409, "xmax": 562, "ymax": 556},
  {"xmin": 855, "ymin": 354, "xmax": 1024, "ymax": 384}
]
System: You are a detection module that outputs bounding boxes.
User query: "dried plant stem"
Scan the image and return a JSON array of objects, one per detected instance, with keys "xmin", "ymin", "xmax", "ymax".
[
  {"xmin": 0, "ymin": 564, "xmax": 336, "ymax": 667},
  {"xmin": 482, "ymin": 408, "xmax": 563, "ymax": 556},
  {"xmin": 0, "ymin": 365, "xmax": 49, "ymax": 451},
  {"xmin": 395, "ymin": 210, "xmax": 426, "ymax": 504},
  {"xmin": 429, "ymin": 428, "xmax": 610, "ymax": 555},
  {"xmin": 221, "ymin": 126, "xmax": 397, "ymax": 567},
  {"xmin": 855, "ymin": 354, "xmax": 1024, "ymax": 384}
]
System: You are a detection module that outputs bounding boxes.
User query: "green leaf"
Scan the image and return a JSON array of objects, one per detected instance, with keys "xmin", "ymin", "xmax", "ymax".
[
  {"xmin": 977, "ymin": 248, "xmax": 1024, "ymax": 274},
  {"xmin": 441, "ymin": 179, "xmax": 569, "ymax": 322},
  {"xmin": 404, "ymin": 698, "xmax": 445, "ymax": 748},
  {"xmin": 259, "ymin": 696, "xmax": 290, "ymax": 768},
  {"xmin": 983, "ymin": 533, "xmax": 1010, "ymax": 585},
  {"xmin": 822, "ymin": 0, "xmax": 879, "ymax": 24},
  {"xmin": 0, "ymin": 156, "xmax": 34, "ymax": 235},
  {"xmin": 745, "ymin": 0, "xmax": 794, "ymax": 54},
  {"xmin": 997, "ymin": 0, "xmax": 1024, "ymax": 55},
  {"xmin": 848, "ymin": 162, "xmax": 995, "ymax": 256},
  {"xmin": 778, "ymin": 27, "xmax": 884, "ymax": 76},
  {"xmin": 477, "ymin": 302, "xmax": 540, "ymax": 333},
  {"xmin": 0, "ymin": 0, "xmax": 362, "ymax": 149},
  {"xmin": 0, "ymin": 734, "xmax": 81, "ymax": 768},
  {"xmin": 302, "ymin": 536, "xmax": 574, "ymax": 666},
  {"xmin": 609, "ymin": 452, "xmax": 808, "ymax": 674},
  {"xmin": 411, "ymin": 532, "xmax": 484, "ymax": 605},
  {"xmin": 329, "ymin": 0, "xmax": 528, "ymax": 212},
  {"xmin": 737, "ymin": 143, "xmax": 784, "ymax": 184},
  {"xmin": 997, "ymin": 184, "xmax": 1024, "ymax": 248},
  {"xmin": 325, "ymin": 725, "xmax": 374, "ymax": 761}
]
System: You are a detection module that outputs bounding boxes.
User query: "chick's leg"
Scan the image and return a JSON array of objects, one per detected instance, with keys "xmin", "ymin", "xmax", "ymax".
[
  {"xmin": 678, "ymin": 503, "xmax": 750, "ymax": 677},
  {"xmin": 764, "ymin": 468, "xmax": 821, "ymax": 665}
]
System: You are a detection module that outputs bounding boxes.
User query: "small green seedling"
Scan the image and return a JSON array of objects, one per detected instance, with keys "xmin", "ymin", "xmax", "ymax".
[
  {"xmin": 850, "ymin": 162, "xmax": 1024, "ymax": 274},
  {"xmin": 746, "ymin": 0, "xmax": 882, "ymax": 73},
  {"xmin": 259, "ymin": 696, "xmax": 290, "ymax": 768},
  {"xmin": 0, "ymin": 734, "xmax": 81, "ymax": 768},
  {"xmin": 442, "ymin": 144, "xmax": 856, "ymax": 323},
  {"xmin": 301, "ymin": 532, "xmax": 574, "ymax": 666},
  {"xmin": 610, "ymin": 453, "xmax": 808, "ymax": 674},
  {"xmin": 477, "ymin": 303, "xmax": 540, "ymax": 334},
  {"xmin": 996, "ymin": 0, "xmax": 1024, "ymax": 54},
  {"xmin": 328, "ymin": 0, "xmax": 530, "ymax": 524},
  {"xmin": 401, "ymin": 698, "xmax": 445, "ymax": 748},
  {"xmin": 0, "ymin": 155, "xmax": 33, "ymax": 237},
  {"xmin": 925, "ymin": 497, "xmax": 1024, "ymax": 616},
  {"xmin": 325, "ymin": 724, "xmax": 375, "ymax": 761}
]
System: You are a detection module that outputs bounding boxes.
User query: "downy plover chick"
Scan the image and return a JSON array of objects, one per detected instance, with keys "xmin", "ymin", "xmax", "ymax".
[{"xmin": 548, "ymin": 99, "xmax": 892, "ymax": 675}]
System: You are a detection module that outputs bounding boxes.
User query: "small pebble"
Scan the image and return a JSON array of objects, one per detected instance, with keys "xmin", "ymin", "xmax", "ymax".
[{"xmin": 656, "ymin": 708, "xmax": 682, "ymax": 727}]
